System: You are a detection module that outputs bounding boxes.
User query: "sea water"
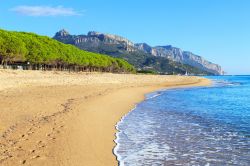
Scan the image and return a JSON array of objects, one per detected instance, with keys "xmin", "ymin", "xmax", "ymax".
[{"xmin": 114, "ymin": 76, "xmax": 250, "ymax": 166}]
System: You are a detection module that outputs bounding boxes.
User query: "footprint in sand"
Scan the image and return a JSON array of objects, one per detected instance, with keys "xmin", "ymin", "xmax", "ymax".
[
  {"xmin": 27, "ymin": 130, "xmax": 34, "ymax": 135},
  {"xmin": 37, "ymin": 140, "xmax": 42, "ymax": 144},
  {"xmin": 21, "ymin": 160, "xmax": 26, "ymax": 164},
  {"xmin": 46, "ymin": 133, "xmax": 54, "ymax": 137},
  {"xmin": 31, "ymin": 155, "xmax": 40, "ymax": 159},
  {"xmin": 48, "ymin": 137, "xmax": 56, "ymax": 141},
  {"xmin": 38, "ymin": 145, "xmax": 46, "ymax": 148},
  {"xmin": 37, "ymin": 141, "xmax": 46, "ymax": 148},
  {"xmin": 13, "ymin": 146, "xmax": 22, "ymax": 150},
  {"xmin": 9, "ymin": 141, "xmax": 16, "ymax": 145},
  {"xmin": 30, "ymin": 149, "xmax": 35, "ymax": 153}
]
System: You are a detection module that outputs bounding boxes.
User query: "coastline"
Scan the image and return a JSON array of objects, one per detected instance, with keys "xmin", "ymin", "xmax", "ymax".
[
  {"xmin": 0, "ymin": 69, "xmax": 211, "ymax": 166},
  {"xmin": 113, "ymin": 79, "xmax": 212, "ymax": 166}
]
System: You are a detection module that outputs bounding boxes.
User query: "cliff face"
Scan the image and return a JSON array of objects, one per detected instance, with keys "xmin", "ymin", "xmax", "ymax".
[
  {"xmin": 138, "ymin": 45, "xmax": 224, "ymax": 75},
  {"xmin": 54, "ymin": 29, "xmax": 70, "ymax": 37},
  {"xmin": 54, "ymin": 30, "xmax": 136, "ymax": 52},
  {"xmin": 54, "ymin": 30, "xmax": 224, "ymax": 75},
  {"xmin": 134, "ymin": 43, "xmax": 152, "ymax": 53}
]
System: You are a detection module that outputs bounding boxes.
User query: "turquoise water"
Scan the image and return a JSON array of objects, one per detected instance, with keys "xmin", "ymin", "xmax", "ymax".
[{"xmin": 114, "ymin": 76, "xmax": 250, "ymax": 166}]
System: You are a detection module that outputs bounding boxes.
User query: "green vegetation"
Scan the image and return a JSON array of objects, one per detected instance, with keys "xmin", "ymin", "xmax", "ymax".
[
  {"xmin": 66, "ymin": 40, "xmax": 213, "ymax": 75},
  {"xmin": 54, "ymin": 30, "xmax": 216, "ymax": 75},
  {"xmin": 0, "ymin": 29, "xmax": 135, "ymax": 73},
  {"xmin": 112, "ymin": 52, "xmax": 213, "ymax": 75},
  {"xmin": 137, "ymin": 70, "xmax": 157, "ymax": 75}
]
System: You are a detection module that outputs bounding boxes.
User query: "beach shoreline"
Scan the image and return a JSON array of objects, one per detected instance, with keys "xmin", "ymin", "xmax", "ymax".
[
  {"xmin": 0, "ymin": 69, "xmax": 211, "ymax": 166},
  {"xmin": 113, "ymin": 79, "xmax": 212, "ymax": 165}
]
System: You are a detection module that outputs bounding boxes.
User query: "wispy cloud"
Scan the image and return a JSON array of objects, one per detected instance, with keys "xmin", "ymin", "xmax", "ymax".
[{"xmin": 10, "ymin": 5, "xmax": 82, "ymax": 16}]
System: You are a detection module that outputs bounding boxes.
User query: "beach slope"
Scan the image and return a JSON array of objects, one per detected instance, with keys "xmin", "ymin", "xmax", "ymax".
[{"xmin": 0, "ymin": 70, "xmax": 210, "ymax": 166}]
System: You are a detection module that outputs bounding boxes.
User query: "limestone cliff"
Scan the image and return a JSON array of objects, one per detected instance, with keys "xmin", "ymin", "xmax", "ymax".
[
  {"xmin": 54, "ymin": 29, "xmax": 224, "ymax": 75},
  {"xmin": 137, "ymin": 45, "xmax": 224, "ymax": 75}
]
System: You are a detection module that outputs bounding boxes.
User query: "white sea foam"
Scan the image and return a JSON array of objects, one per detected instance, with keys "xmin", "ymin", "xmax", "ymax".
[
  {"xmin": 113, "ymin": 105, "xmax": 137, "ymax": 166},
  {"xmin": 114, "ymin": 76, "xmax": 250, "ymax": 165},
  {"xmin": 211, "ymin": 79, "xmax": 240, "ymax": 87},
  {"xmin": 113, "ymin": 90, "xmax": 164, "ymax": 166}
]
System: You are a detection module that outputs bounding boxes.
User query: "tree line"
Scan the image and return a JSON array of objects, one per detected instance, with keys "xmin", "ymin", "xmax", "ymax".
[{"xmin": 0, "ymin": 29, "xmax": 135, "ymax": 73}]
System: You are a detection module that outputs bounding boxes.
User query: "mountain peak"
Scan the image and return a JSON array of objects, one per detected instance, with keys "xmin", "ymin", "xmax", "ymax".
[
  {"xmin": 87, "ymin": 31, "xmax": 103, "ymax": 36},
  {"xmin": 53, "ymin": 30, "xmax": 224, "ymax": 75},
  {"xmin": 87, "ymin": 31, "xmax": 135, "ymax": 48},
  {"xmin": 135, "ymin": 43, "xmax": 152, "ymax": 53},
  {"xmin": 54, "ymin": 29, "xmax": 70, "ymax": 37}
]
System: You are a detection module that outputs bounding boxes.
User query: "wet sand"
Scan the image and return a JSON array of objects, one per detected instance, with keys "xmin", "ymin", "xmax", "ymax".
[{"xmin": 0, "ymin": 69, "xmax": 211, "ymax": 166}]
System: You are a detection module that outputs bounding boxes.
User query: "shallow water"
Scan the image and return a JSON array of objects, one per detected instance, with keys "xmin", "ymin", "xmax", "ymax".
[{"xmin": 114, "ymin": 76, "xmax": 250, "ymax": 166}]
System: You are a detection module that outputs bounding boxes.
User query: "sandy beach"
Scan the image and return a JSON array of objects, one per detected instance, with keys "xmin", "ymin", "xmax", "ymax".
[{"xmin": 0, "ymin": 69, "xmax": 211, "ymax": 166}]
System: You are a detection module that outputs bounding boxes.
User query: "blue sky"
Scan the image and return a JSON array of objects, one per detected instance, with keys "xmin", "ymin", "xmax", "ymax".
[{"xmin": 1, "ymin": 0, "xmax": 250, "ymax": 74}]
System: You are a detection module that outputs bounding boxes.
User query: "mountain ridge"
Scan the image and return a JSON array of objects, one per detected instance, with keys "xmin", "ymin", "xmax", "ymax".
[{"xmin": 54, "ymin": 29, "xmax": 224, "ymax": 75}]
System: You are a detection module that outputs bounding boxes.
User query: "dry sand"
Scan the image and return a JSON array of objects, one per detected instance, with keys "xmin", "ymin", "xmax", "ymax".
[{"xmin": 0, "ymin": 69, "xmax": 211, "ymax": 166}]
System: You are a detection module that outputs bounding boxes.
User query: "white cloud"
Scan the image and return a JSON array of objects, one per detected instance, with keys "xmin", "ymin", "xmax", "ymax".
[{"xmin": 10, "ymin": 5, "xmax": 82, "ymax": 16}]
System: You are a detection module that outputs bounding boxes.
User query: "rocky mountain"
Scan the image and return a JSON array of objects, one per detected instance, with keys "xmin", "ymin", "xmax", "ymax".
[
  {"xmin": 137, "ymin": 45, "xmax": 224, "ymax": 75},
  {"xmin": 53, "ymin": 29, "xmax": 224, "ymax": 75},
  {"xmin": 54, "ymin": 29, "xmax": 137, "ymax": 52}
]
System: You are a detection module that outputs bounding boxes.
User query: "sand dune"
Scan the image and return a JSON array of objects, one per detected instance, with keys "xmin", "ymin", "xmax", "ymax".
[{"xmin": 0, "ymin": 69, "xmax": 211, "ymax": 166}]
